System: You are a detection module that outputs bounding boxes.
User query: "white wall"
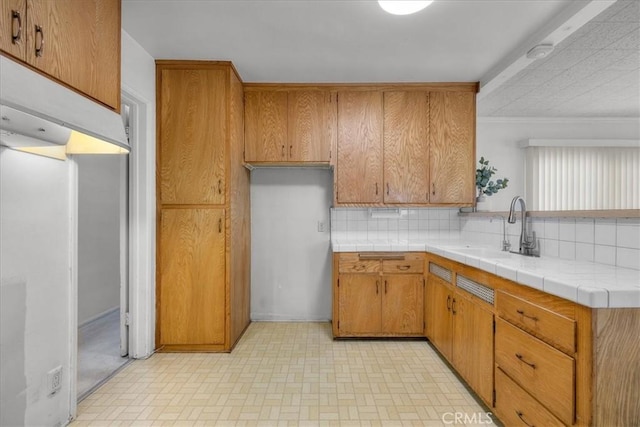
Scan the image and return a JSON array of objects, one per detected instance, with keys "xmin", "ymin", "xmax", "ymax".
[
  {"xmin": 121, "ymin": 30, "xmax": 157, "ymax": 358},
  {"xmin": 77, "ymin": 156, "xmax": 123, "ymax": 325},
  {"xmin": 251, "ymin": 169, "xmax": 333, "ymax": 321},
  {"xmin": 475, "ymin": 117, "xmax": 640, "ymax": 210},
  {"xmin": 0, "ymin": 148, "xmax": 72, "ymax": 426}
]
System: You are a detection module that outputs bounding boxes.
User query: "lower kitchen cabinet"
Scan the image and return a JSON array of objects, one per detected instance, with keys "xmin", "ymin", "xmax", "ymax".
[
  {"xmin": 159, "ymin": 208, "xmax": 226, "ymax": 346},
  {"xmin": 425, "ymin": 259, "xmax": 494, "ymax": 406},
  {"xmin": 333, "ymin": 252, "xmax": 424, "ymax": 337}
]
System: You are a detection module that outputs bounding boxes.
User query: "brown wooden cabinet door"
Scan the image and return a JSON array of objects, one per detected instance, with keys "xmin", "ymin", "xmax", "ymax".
[
  {"xmin": 26, "ymin": 0, "xmax": 120, "ymax": 110},
  {"xmin": 425, "ymin": 275, "xmax": 453, "ymax": 360},
  {"xmin": 429, "ymin": 92, "xmax": 475, "ymax": 204},
  {"xmin": 451, "ymin": 291, "xmax": 494, "ymax": 405},
  {"xmin": 338, "ymin": 274, "xmax": 382, "ymax": 335},
  {"xmin": 383, "ymin": 91, "xmax": 430, "ymax": 204},
  {"xmin": 158, "ymin": 67, "xmax": 227, "ymax": 205},
  {"xmin": 382, "ymin": 275, "xmax": 424, "ymax": 334},
  {"xmin": 244, "ymin": 90, "xmax": 288, "ymax": 162},
  {"xmin": 1, "ymin": 0, "xmax": 26, "ymax": 60},
  {"xmin": 288, "ymin": 90, "xmax": 332, "ymax": 162},
  {"xmin": 336, "ymin": 91, "xmax": 383, "ymax": 204},
  {"xmin": 159, "ymin": 208, "xmax": 226, "ymax": 346}
]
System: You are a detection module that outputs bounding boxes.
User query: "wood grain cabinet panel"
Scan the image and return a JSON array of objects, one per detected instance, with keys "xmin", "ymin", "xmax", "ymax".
[
  {"xmin": 336, "ymin": 91, "xmax": 384, "ymax": 204},
  {"xmin": 338, "ymin": 274, "xmax": 382, "ymax": 335},
  {"xmin": 382, "ymin": 275, "xmax": 424, "ymax": 334},
  {"xmin": 383, "ymin": 91, "xmax": 430, "ymax": 204},
  {"xmin": 288, "ymin": 90, "xmax": 332, "ymax": 162},
  {"xmin": 1, "ymin": 0, "xmax": 120, "ymax": 110},
  {"xmin": 1, "ymin": 0, "xmax": 27, "ymax": 60},
  {"xmin": 429, "ymin": 92, "xmax": 475, "ymax": 204},
  {"xmin": 451, "ymin": 291, "xmax": 494, "ymax": 405},
  {"xmin": 425, "ymin": 274, "xmax": 454, "ymax": 360},
  {"xmin": 496, "ymin": 318, "xmax": 575, "ymax": 425},
  {"xmin": 159, "ymin": 208, "xmax": 226, "ymax": 346},
  {"xmin": 495, "ymin": 368, "xmax": 564, "ymax": 427},
  {"xmin": 244, "ymin": 90, "xmax": 288, "ymax": 162},
  {"xmin": 159, "ymin": 68, "xmax": 227, "ymax": 205}
]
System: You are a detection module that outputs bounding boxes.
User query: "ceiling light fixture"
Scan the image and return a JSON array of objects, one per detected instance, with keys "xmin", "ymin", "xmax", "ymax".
[
  {"xmin": 378, "ymin": 0, "xmax": 434, "ymax": 15},
  {"xmin": 525, "ymin": 44, "xmax": 555, "ymax": 60}
]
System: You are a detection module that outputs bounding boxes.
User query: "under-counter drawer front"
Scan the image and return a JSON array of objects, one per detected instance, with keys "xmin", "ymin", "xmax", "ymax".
[
  {"xmin": 382, "ymin": 254, "xmax": 424, "ymax": 274},
  {"xmin": 497, "ymin": 290, "xmax": 576, "ymax": 354},
  {"xmin": 495, "ymin": 318, "xmax": 575, "ymax": 425},
  {"xmin": 495, "ymin": 368, "xmax": 564, "ymax": 427},
  {"xmin": 338, "ymin": 253, "xmax": 380, "ymax": 273}
]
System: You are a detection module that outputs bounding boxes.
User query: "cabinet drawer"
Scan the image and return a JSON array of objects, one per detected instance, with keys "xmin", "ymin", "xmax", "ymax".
[
  {"xmin": 495, "ymin": 318, "xmax": 575, "ymax": 425},
  {"xmin": 495, "ymin": 368, "xmax": 564, "ymax": 427},
  {"xmin": 382, "ymin": 254, "xmax": 424, "ymax": 274},
  {"xmin": 338, "ymin": 253, "xmax": 380, "ymax": 273},
  {"xmin": 497, "ymin": 290, "xmax": 576, "ymax": 354}
]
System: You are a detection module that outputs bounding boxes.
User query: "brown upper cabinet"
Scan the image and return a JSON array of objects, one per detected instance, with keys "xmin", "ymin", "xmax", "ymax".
[
  {"xmin": 336, "ymin": 91, "xmax": 384, "ymax": 204},
  {"xmin": 335, "ymin": 85, "xmax": 476, "ymax": 207},
  {"xmin": 0, "ymin": 0, "xmax": 121, "ymax": 111},
  {"xmin": 429, "ymin": 92, "xmax": 476, "ymax": 204},
  {"xmin": 158, "ymin": 67, "xmax": 227, "ymax": 205},
  {"xmin": 383, "ymin": 91, "xmax": 430, "ymax": 204},
  {"xmin": 244, "ymin": 88, "xmax": 334, "ymax": 163}
]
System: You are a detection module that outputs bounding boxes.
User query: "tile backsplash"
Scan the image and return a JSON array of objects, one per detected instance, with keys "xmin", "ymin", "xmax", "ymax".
[
  {"xmin": 330, "ymin": 208, "xmax": 461, "ymax": 240},
  {"xmin": 461, "ymin": 216, "xmax": 640, "ymax": 270},
  {"xmin": 330, "ymin": 208, "xmax": 640, "ymax": 270}
]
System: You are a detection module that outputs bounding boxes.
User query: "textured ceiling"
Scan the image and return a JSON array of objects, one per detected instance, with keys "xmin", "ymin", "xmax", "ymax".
[
  {"xmin": 478, "ymin": 0, "xmax": 640, "ymax": 118},
  {"xmin": 122, "ymin": 0, "xmax": 571, "ymax": 83}
]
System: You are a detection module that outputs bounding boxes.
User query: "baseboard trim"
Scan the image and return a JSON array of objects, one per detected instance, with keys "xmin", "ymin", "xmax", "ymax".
[{"xmin": 79, "ymin": 306, "xmax": 119, "ymax": 329}]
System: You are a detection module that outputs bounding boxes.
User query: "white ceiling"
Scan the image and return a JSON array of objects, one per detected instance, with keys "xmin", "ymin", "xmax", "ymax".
[
  {"xmin": 479, "ymin": 0, "xmax": 640, "ymax": 117},
  {"xmin": 122, "ymin": 0, "xmax": 639, "ymax": 118}
]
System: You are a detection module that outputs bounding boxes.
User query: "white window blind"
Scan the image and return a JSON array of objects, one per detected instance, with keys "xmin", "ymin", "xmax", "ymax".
[{"xmin": 525, "ymin": 145, "xmax": 640, "ymax": 211}]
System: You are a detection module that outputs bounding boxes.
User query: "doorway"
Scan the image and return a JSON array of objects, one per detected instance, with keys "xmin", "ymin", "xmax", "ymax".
[{"xmin": 76, "ymin": 102, "xmax": 132, "ymax": 400}]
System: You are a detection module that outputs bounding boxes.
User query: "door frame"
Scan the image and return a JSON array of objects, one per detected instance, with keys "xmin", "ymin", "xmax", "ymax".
[{"xmin": 68, "ymin": 86, "xmax": 155, "ymax": 418}]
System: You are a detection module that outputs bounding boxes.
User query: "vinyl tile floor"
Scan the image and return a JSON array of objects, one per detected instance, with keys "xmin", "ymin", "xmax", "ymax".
[{"xmin": 73, "ymin": 322, "xmax": 494, "ymax": 426}]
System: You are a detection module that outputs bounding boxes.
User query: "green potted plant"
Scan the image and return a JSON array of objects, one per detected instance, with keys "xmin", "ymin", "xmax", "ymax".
[{"xmin": 476, "ymin": 157, "xmax": 508, "ymax": 211}]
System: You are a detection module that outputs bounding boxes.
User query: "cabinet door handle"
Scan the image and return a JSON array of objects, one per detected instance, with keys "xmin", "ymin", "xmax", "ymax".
[
  {"xmin": 375, "ymin": 182, "xmax": 378, "ymax": 195},
  {"xmin": 515, "ymin": 411, "xmax": 534, "ymax": 427},
  {"xmin": 446, "ymin": 295, "xmax": 451, "ymax": 311},
  {"xmin": 386, "ymin": 183, "xmax": 390, "ymax": 196},
  {"xmin": 432, "ymin": 183, "xmax": 435, "ymax": 196},
  {"xmin": 396, "ymin": 265, "xmax": 410, "ymax": 271},
  {"xmin": 218, "ymin": 218, "xmax": 222, "ymax": 233},
  {"xmin": 516, "ymin": 309, "xmax": 538, "ymax": 322},
  {"xmin": 384, "ymin": 280, "xmax": 388, "ymax": 294},
  {"xmin": 11, "ymin": 10, "xmax": 22, "ymax": 44},
  {"xmin": 289, "ymin": 145, "xmax": 292, "ymax": 158},
  {"xmin": 515, "ymin": 353, "xmax": 536, "ymax": 369},
  {"xmin": 218, "ymin": 179, "xmax": 222, "ymax": 194},
  {"xmin": 352, "ymin": 265, "xmax": 365, "ymax": 271},
  {"xmin": 376, "ymin": 280, "xmax": 379, "ymax": 294},
  {"xmin": 34, "ymin": 25, "xmax": 44, "ymax": 57},
  {"xmin": 452, "ymin": 298, "xmax": 457, "ymax": 315},
  {"xmin": 281, "ymin": 145, "xmax": 285, "ymax": 158}
]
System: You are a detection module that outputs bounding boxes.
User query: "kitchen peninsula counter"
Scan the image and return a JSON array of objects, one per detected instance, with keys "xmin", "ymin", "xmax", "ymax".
[{"xmin": 331, "ymin": 233, "xmax": 640, "ymax": 308}]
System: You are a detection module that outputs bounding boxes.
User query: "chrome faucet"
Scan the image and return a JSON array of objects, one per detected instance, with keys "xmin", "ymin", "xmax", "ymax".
[{"xmin": 507, "ymin": 196, "xmax": 539, "ymax": 257}]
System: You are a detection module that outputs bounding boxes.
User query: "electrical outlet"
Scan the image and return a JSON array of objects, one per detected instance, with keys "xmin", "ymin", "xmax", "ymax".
[
  {"xmin": 47, "ymin": 366, "xmax": 62, "ymax": 395},
  {"xmin": 317, "ymin": 221, "xmax": 326, "ymax": 232}
]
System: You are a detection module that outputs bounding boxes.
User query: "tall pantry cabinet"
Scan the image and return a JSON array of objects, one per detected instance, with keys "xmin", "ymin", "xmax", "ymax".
[{"xmin": 156, "ymin": 61, "xmax": 250, "ymax": 352}]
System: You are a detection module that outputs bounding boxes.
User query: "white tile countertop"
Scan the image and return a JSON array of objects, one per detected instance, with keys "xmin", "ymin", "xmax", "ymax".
[{"xmin": 331, "ymin": 233, "xmax": 640, "ymax": 309}]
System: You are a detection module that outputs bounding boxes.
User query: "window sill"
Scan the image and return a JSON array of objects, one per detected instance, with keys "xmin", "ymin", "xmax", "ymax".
[{"xmin": 458, "ymin": 209, "xmax": 640, "ymax": 219}]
